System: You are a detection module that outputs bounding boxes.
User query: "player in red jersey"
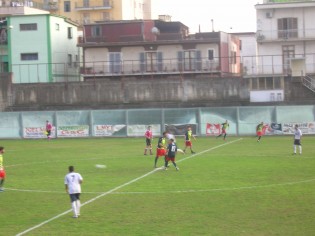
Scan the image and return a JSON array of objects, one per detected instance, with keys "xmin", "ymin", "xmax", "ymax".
[{"xmin": 144, "ymin": 126, "xmax": 153, "ymax": 155}]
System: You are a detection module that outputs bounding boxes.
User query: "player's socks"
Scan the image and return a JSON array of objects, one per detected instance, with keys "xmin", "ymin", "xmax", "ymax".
[
  {"xmin": 299, "ymin": 146, "xmax": 302, "ymax": 154},
  {"xmin": 76, "ymin": 200, "xmax": 81, "ymax": 216},
  {"xmin": 72, "ymin": 202, "xmax": 77, "ymax": 217},
  {"xmin": 293, "ymin": 145, "xmax": 296, "ymax": 154},
  {"xmin": 154, "ymin": 157, "xmax": 158, "ymax": 167}
]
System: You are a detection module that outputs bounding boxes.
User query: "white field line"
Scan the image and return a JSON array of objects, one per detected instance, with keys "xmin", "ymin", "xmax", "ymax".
[
  {"xmin": 16, "ymin": 138, "xmax": 242, "ymax": 236},
  {"xmin": 6, "ymin": 178, "xmax": 315, "ymax": 195}
]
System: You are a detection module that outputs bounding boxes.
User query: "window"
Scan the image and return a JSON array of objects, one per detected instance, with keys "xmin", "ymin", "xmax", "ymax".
[
  {"xmin": 103, "ymin": 0, "xmax": 110, "ymax": 6},
  {"xmin": 64, "ymin": 1, "xmax": 71, "ymax": 12},
  {"xmin": 21, "ymin": 53, "xmax": 38, "ymax": 61},
  {"xmin": 102, "ymin": 12, "xmax": 110, "ymax": 21},
  {"xmin": 178, "ymin": 50, "xmax": 201, "ymax": 71},
  {"xmin": 91, "ymin": 26, "xmax": 101, "ymax": 37},
  {"xmin": 83, "ymin": 13, "xmax": 90, "ymax": 24},
  {"xmin": 231, "ymin": 51, "xmax": 237, "ymax": 64},
  {"xmin": 278, "ymin": 18, "xmax": 298, "ymax": 39},
  {"xmin": 55, "ymin": 23, "xmax": 59, "ymax": 31},
  {"xmin": 20, "ymin": 23, "xmax": 37, "ymax": 31},
  {"xmin": 250, "ymin": 77, "xmax": 284, "ymax": 90},
  {"xmin": 74, "ymin": 55, "xmax": 79, "ymax": 68},
  {"xmin": 83, "ymin": 0, "xmax": 89, "ymax": 7},
  {"xmin": 67, "ymin": 27, "xmax": 73, "ymax": 39},
  {"xmin": 68, "ymin": 54, "xmax": 72, "ymax": 67},
  {"xmin": 208, "ymin": 49, "xmax": 214, "ymax": 60},
  {"xmin": 140, "ymin": 52, "xmax": 163, "ymax": 72},
  {"xmin": 109, "ymin": 53, "xmax": 122, "ymax": 73}
]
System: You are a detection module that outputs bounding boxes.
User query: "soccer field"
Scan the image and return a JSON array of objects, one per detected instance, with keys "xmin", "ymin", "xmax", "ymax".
[{"xmin": 1, "ymin": 136, "xmax": 315, "ymax": 236}]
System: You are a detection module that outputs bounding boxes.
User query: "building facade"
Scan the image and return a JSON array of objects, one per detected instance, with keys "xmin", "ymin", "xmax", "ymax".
[
  {"xmin": 31, "ymin": 0, "xmax": 152, "ymax": 26},
  {"xmin": 0, "ymin": 6, "xmax": 79, "ymax": 83},
  {"xmin": 79, "ymin": 20, "xmax": 241, "ymax": 80},
  {"xmin": 255, "ymin": 0, "xmax": 315, "ymax": 77}
]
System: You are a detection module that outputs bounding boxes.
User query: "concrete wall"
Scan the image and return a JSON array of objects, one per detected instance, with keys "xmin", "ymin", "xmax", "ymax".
[{"xmin": 0, "ymin": 74, "xmax": 314, "ymax": 111}]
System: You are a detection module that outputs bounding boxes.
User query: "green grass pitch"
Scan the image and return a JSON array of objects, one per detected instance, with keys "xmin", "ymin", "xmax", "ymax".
[{"xmin": 1, "ymin": 136, "xmax": 315, "ymax": 235}]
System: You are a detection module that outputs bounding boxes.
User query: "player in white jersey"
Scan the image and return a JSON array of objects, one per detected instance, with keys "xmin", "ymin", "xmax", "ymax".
[
  {"xmin": 65, "ymin": 166, "xmax": 83, "ymax": 218},
  {"xmin": 293, "ymin": 124, "xmax": 302, "ymax": 155}
]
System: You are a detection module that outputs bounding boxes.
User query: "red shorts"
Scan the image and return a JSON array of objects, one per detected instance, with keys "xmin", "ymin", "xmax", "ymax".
[
  {"xmin": 222, "ymin": 129, "xmax": 226, "ymax": 134},
  {"xmin": 257, "ymin": 131, "xmax": 263, "ymax": 136},
  {"xmin": 156, "ymin": 148, "xmax": 166, "ymax": 157},
  {"xmin": 0, "ymin": 169, "xmax": 6, "ymax": 178},
  {"xmin": 185, "ymin": 141, "xmax": 192, "ymax": 147},
  {"xmin": 165, "ymin": 156, "xmax": 175, "ymax": 162}
]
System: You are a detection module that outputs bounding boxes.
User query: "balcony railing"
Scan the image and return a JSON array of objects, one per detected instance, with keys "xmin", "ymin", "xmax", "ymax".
[
  {"xmin": 75, "ymin": 0, "xmax": 112, "ymax": 10},
  {"xmin": 256, "ymin": 28, "xmax": 315, "ymax": 42},
  {"xmin": 81, "ymin": 58, "xmax": 221, "ymax": 77}
]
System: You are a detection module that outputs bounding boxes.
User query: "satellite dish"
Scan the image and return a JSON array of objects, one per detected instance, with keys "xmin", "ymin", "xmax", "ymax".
[{"xmin": 151, "ymin": 27, "xmax": 160, "ymax": 35}]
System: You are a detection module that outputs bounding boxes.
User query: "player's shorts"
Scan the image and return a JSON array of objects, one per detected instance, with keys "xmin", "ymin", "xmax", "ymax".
[
  {"xmin": 222, "ymin": 129, "xmax": 226, "ymax": 134},
  {"xmin": 69, "ymin": 193, "xmax": 80, "ymax": 202},
  {"xmin": 294, "ymin": 139, "xmax": 301, "ymax": 146},
  {"xmin": 256, "ymin": 131, "xmax": 263, "ymax": 136},
  {"xmin": 0, "ymin": 169, "xmax": 6, "ymax": 178},
  {"xmin": 185, "ymin": 140, "xmax": 192, "ymax": 147},
  {"xmin": 46, "ymin": 130, "xmax": 51, "ymax": 136},
  {"xmin": 156, "ymin": 148, "xmax": 166, "ymax": 157},
  {"xmin": 165, "ymin": 156, "xmax": 175, "ymax": 162},
  {"xmin": 146, "ymin": 138, "xmax": 152, "ymax": 146}
]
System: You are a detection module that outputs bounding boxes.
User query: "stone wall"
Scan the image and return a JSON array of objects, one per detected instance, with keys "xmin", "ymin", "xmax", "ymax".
[{"xmin": 1, "ymin": 75, "xmax": 314, "ymax": 111}]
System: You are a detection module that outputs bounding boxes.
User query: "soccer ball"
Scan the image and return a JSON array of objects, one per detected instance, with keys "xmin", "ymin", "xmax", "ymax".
[{"xmin": 95, "ymin": 164, "xmax": 106, "ymax": 169}]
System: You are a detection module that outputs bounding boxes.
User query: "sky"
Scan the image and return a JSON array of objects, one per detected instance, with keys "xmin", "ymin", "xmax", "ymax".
[{"xmin": 152, "ymin": 0, "xmax": 263, "ymax": 33}]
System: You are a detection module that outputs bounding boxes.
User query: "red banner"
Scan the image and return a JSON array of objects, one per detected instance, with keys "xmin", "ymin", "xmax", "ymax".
[{"xmin": 206, "ymin": 123, "xmax": 221, "ymax": 136}]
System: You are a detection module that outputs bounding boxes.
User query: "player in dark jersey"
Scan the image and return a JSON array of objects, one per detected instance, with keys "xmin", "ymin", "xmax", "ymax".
[
  {"xmin": 216, "ymin": 120, "xmax": 229, "ymax": 140},
  {"xmin": 154, "ymin": 132, "xmax": 167, "ymax": 168},
  {"xmin": 164, "ymin": 139, "xmax": 179, "ymax": 171}
]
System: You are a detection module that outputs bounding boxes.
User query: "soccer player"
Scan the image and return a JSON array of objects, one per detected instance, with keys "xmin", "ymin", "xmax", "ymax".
[
  {"xmin": 144, "ymin": 126, "xmax": 153, "ymax": 155},
  {"xmin": 293, "ymin": 124, "xmax": 302, "ymax": 155},
  {"xmin": 46, "ymin": 120, "xmax": 52, "ymax": 140},
  {"xmin": 65, "ymin": 166, "xmax": 83, "ymax": 218},
  {"xmin": 183, "ymin": 126, "xmax": 196, "ymax": 154},
  {"xmin": 216, "ymin": 120, "xmax": 229, "ymax": 140},
  {"xmin": 256, "ymin": 122, "xmax": 264, "ymax": 142},
  {"xmin": 164, "ymin": 139, "xmax": 179, "ymax": 171},
  {"xmin": 0, "ymin": 146, "xmax": 6, "ymax": 192},
  {"xmin": 154, "ymin": 132, "xmax": 167, "ymax": 168}
]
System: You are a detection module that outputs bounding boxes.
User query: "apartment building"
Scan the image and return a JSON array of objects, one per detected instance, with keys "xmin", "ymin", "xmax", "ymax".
[
  {"xmin": 0, "ymin": 6, "xmax": 79, "ymax": 83},
  {"xmin": 255, "ymin": 0, "xmax": 315, "ymax": 76},
  {"xmin": 32, "ymin": 0, "xmax": 152, "ymax": 26},
  {"xmin": 78, "ymin": 20, "xmax": 241, "ymax": 80}
]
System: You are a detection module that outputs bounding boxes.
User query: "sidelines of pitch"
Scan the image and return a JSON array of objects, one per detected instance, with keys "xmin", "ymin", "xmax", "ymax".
[{"xmin": 15, "ymin": 138, "xmax": 243, "ymax": 236}]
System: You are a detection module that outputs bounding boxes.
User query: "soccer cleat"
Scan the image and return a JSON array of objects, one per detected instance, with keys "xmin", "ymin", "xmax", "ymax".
[
  {"xmin": 72, "ymin": 215, "xmax": 78, "ymax": 218},
  {"xmin": 0, "ymin": 188, "xmax": 4, "ymax": 192},
  {"xmin": 164, "ymin": 167, "xmax": 168, "ymax": 170},
  {"xmin": 176, "ymin": 167, "xmax": 179, "ymax": 171},
  {"xmin": 191, "ymin": 151, "xmax": 195, "ymax": 154}
]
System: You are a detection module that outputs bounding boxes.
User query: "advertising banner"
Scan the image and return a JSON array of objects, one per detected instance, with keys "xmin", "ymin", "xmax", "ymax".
[
  {"xmin": 94, "ymin": 125, "xmax": 126, "ymax": 136},
  {"xmin": 127, "ymin": 124, "xmax": 161, "ymax": 137},
  {"xmin": 264, "ymin": 123, "xmax": 282, "ymax": 135},
  {"xmin": 282, "ymin": 122, "xmax": 315, "ymax": 135},
  {"xmin": 23, "ymin": 127, "xmax": 56, "ymax": 139},
  {"xmin": 206, "ymin": 123, "xmax": 221, "ymax": 136},
  {"xmin": 57, "ymin": 125, "xmax": 89, "ymax": 137},
  {"xmin": 164, "ymin": 124, "xmax": 197, "ymax": 135}
]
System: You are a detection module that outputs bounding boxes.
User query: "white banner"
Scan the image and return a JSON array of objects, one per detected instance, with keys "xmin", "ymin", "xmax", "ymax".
[
  {"xmin": 282, "ymin": 122, "xmax": 315, "ymax": 135},
  {"xmin": 57, "ymin": 125, "xmax": 89, "ymax": 137},
  {"xmin": 23, "ymin": 127, "xmax": 56, "ymax": 139},
  {"xmin": 127, "ymin": 124, "xmax": 161, "ymax": 137},
  {"xmin": 94, "ymin": 125, "xmax": 126, "ymax": 136}
]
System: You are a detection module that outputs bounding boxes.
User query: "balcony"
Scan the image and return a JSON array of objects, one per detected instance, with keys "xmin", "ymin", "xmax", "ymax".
[
  {"xmin": 81, "ymin": 58, "xmax": 221, "ymax": 77},
  {"xmin": 256, "ymin": 28, "xmax": 315, "ymax": 42},
  {"xmin": 75, "ymin": 0, "xmax": 112, "ymax": 11}
]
